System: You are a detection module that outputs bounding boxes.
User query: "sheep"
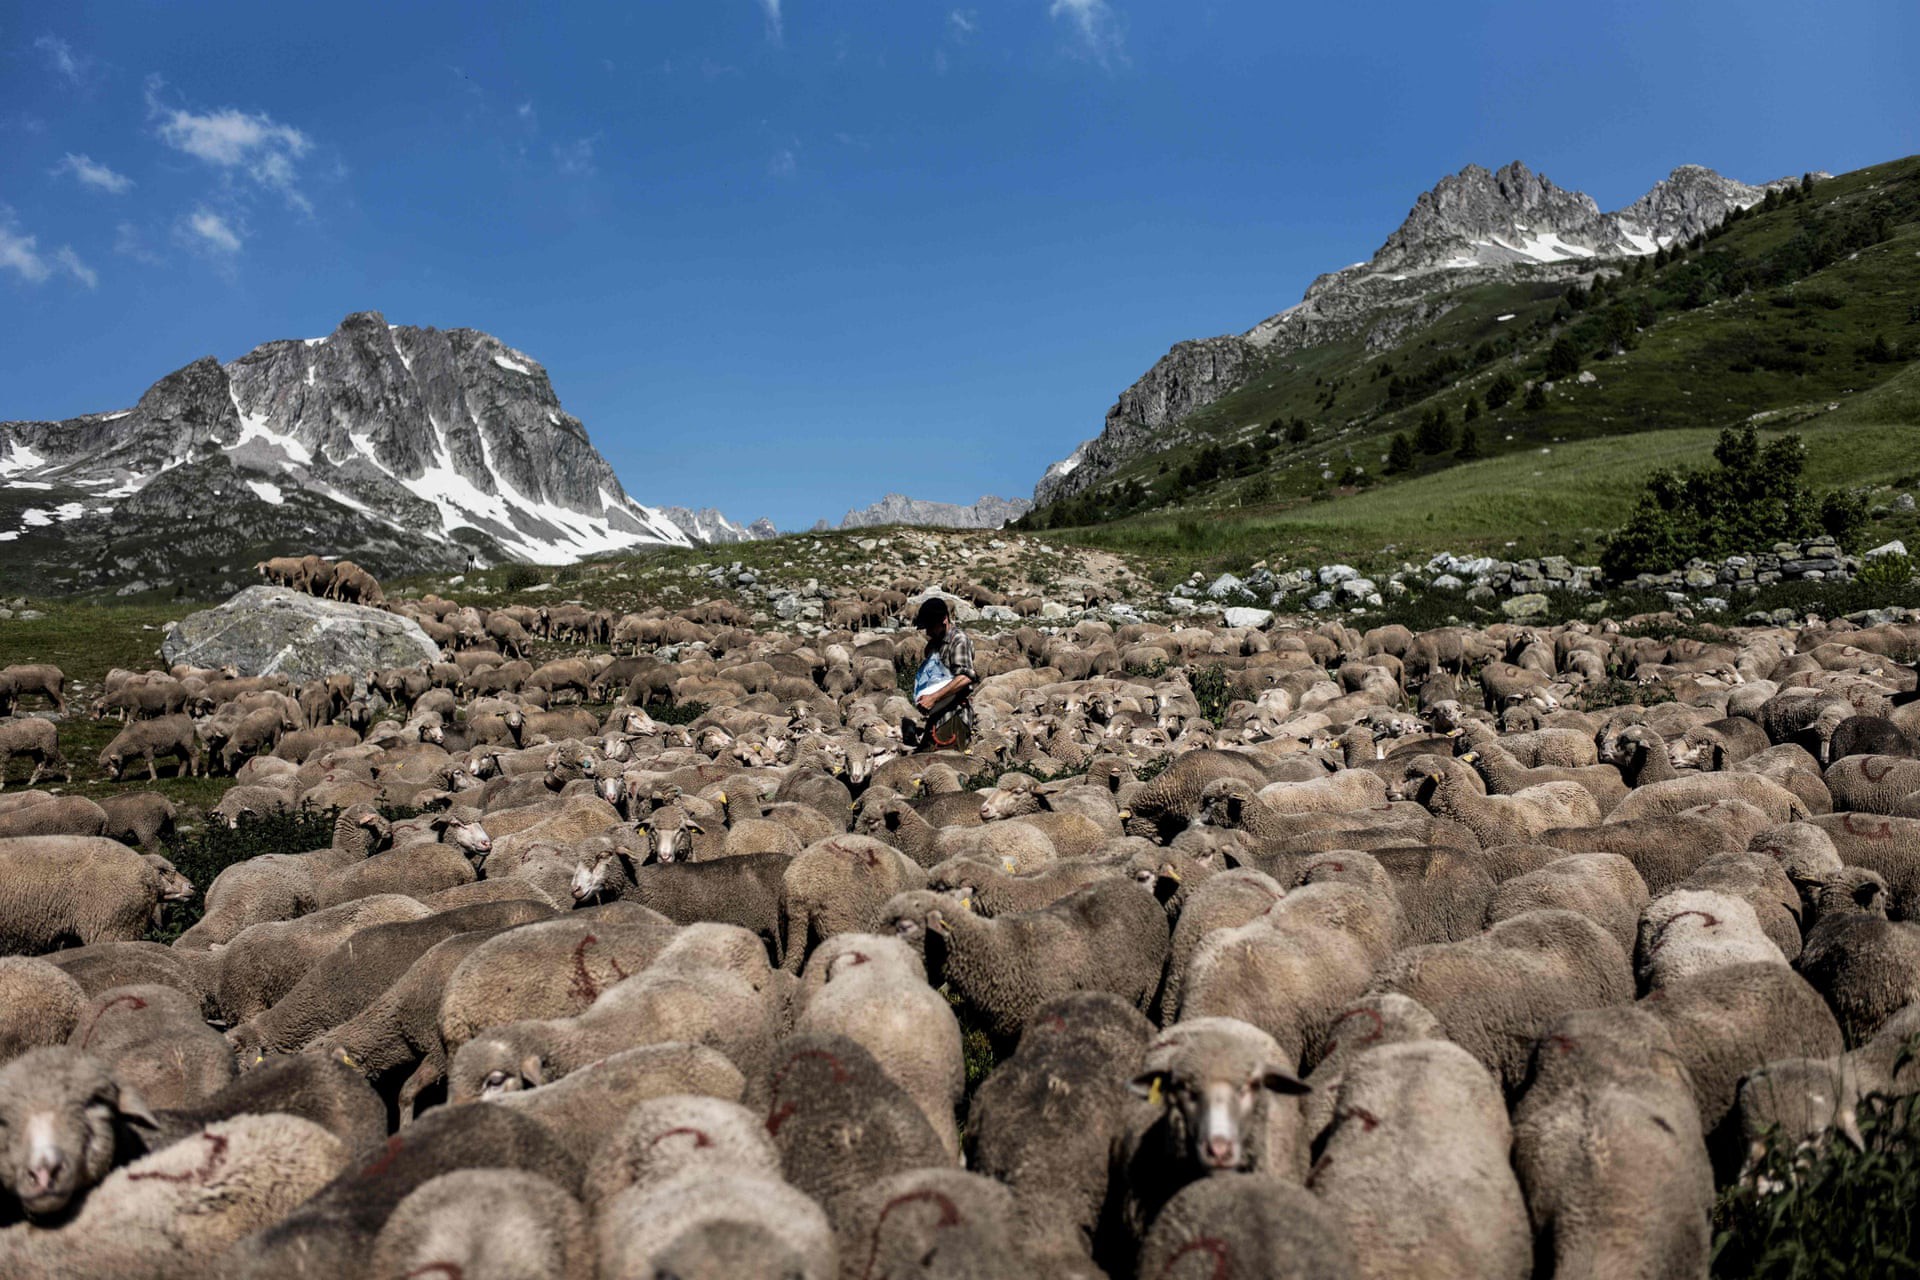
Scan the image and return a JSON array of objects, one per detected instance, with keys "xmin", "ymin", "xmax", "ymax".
[
  {"xmin": 1825, "ymin": 753, "xmax": 1920, "ymax": 813},
  {"xmin": 1510, "ymin": 1005, "xmax": 1715, "ymax": 1280},
  {"xmin": 1179, "ymin": 881, "xmax": 1398, "ymax": 1069},
  {"xmin": 1634, "ymin": 889, "xmax": 1787, "ymax": 990},
  {"xmin": 224, "ymin": 898, "xmax": 552, "ymax": 1062},
  {"xmin": 965, "ymin": 992, "xmax": 1155, "ymax": 1270},
  {"xmin": 1119, "ymin": 748, "xmax": 1272, "ymax": 840},
  {"xmin": 1306, "ymin": 1039, "xmax": 1532, "ymax": 1280},
  {"xmin": 218, "ymin": 1102, "xmax": 582, "ymax": 1280},
  {"xmin": 925, "ymin": 854, "xmax": 1117, "ymax": 918},
  {"xmin": 1541, "ymin": 799, "xmax": 1771, "ymax": 894},
  {"xmin": 67, "ymin": 984, "xmax": 234, "ymax": 1111},
  {"xmin": 310, "ymin": 831, "xmax": 479, "ymax": 908},
  {"xmin": 97, "ymin": 715, "xmax": 200, "ymax": 781},
  {"xmin": 797, "ymin": 932, "xmax": 964, "ymax": 1159},
  {"xmin": 1364, "ymin": 845, "xmax": 1497, "ymax": 945},
  {"xmin": 96, "ymin": 793, "xmax": 175, "ymax": 849},
  {"xmin": 1111, "ymin": 1016, "xmax": 1312, "ymax": 1257},
  {"xmin": 1158, "ymin": 868, "xmax": 1286, "ymax": 1020},
  {"xmin": 369, "ymin": 1169, "xmax": 593, "ymax": 1280},
  {"xmin": 142, "ymin": 1053, "xmax": 386, "ymax": 1160},
  {"xmin": 594, "ymin": 1171, "xmax": 837, "ymax": 1280},
  {"xmin": 761, "ymin": 1032, "xmax": 949, "ymax": 1225},
  {"xmin": 581, "ymin": 1093, "xmax": 782, "ymax": 1212},
  {"xmin": 831, "ymin": 1167, "xmax": 1037, "ymax": 1280},
  {"xmin": 1136, "ymin": 1175, "xmax": 1357, "ymax": 1280},
  {"xmin": 1369, "ymin": 909, "xmax": 1633, "ymax": 1094},
  {"xmin": 0, "ymin": 1114, "xmax": 348, "ymax": 1280},
  {"xmin": 865, "ymin": 795, "xmax": 1056, "ymax": 872},
  {"xmin": 1795, "ymin": 868, "xmax": 1920, "ymax": 1047},
  {"xmin": 570, "ymin": 849, "xmax": 790, "ymax": 960},
  {"xmin": 0, "ymin": 663, "xmax": 65, "ymax": 715},
  {"xmin": 45, "ymin": 942, "xmax": 209, "ymax": 1017},
  {"xmin": 0, "ymin": 1046, "xmax": 161, "ymax": 1218},
  {"xmin": 1809, "ymin": 813, "xmax": 1920, "ymax": 917},
  {"xmin": 447, "ymin": 936, "xmax": 787, "ymax": 1104},
  {"xmin": 495, "ymin": 1042, "xmax": 748, "ymax": 1156},
  {"xmin": 436, "ymin": 913, "xmax": 680, "ymax": 1055},
  {"xmin": 1393, "ymin": 758, "xmax": 1600, "ymax": 846},
  {"xmin": 1669, "ymin": 848, "xmax": 1805, "ymax": 959},
  {"xmin": 175, "ymin": 806, "xmax": 393, "ymax": 951},
  {"xmin": 1639, "ymin": 961, "xmax": 1846, "ymax": 1140},
  {"xmin": 883, "ymin": 879, "xmax": 1169, "ymax": 1043},
  {"xmin": 0, "ymin": 956, "xmax": 85, "ymax": 1061},
  {"xmin": 0, "ymin": 717, "xmax": 64, "ymax": 789},
  {"xmin": 0, "ymin": 794, "xmax": 108, "ymax": 839},
  {"xmin": 1485, "ymin": 852, "xmax": 1648, "ymax": 953},
  {"xmin": 205, "ymin": 894, "xmax": 433, "ymax": 1026},
  {"xmin": 1607, "ymin": 770, "xmax": 1807, "ymax": 826},
  {"xmin": 779, "ymin": 835, "xmax": 929, "ymax": 974},
  {"xmin": 0, "ymin": 837, "xmax": 195, "ymax": 954}
]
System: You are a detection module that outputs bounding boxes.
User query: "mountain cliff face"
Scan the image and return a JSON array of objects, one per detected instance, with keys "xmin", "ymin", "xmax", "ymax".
[
  {"xmin": 657, "ymin": 507, "xmax": 779, "ymax": 544},
  {"xmin": 1034, "ymin": 161, "xmax": 1811, "ymax": 505},
  {"xmin": 0, "ymin": 311, "xmax": 749, "ymax": 594},
  {"xmin": 834, "ymin": 493, "xmax": 1033, "ymax": 531}
]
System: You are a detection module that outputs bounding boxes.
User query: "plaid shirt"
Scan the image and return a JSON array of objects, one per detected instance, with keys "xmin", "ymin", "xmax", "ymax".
[{"xmin": 929, "ymin": 625, "xmax": 977, "ymax": 735}]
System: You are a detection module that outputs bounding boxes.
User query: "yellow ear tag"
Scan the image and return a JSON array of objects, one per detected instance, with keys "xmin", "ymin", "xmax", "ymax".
[
  {"xmin": 1002, "ymin": 857, "xmax": 1017, "ymax": 873},
  {"xmin": 1147, "ymin": 1077, "xmax": 1164, "ymax": 1107}
]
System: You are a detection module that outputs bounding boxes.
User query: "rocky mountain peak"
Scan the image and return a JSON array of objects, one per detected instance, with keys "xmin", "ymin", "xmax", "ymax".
[
  {"xmin": 837, "ymin": 493, "xmax": 1033, "ymax": 531},
  {"xmin": 1372, "ymin": 160, "xmax": 1627, "ymax": 273}
]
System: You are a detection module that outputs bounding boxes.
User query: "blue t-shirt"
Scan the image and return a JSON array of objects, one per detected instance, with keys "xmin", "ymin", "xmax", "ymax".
[{"xmin": 914, "ymin": 652, "xmax": 954, "ymax": 702}]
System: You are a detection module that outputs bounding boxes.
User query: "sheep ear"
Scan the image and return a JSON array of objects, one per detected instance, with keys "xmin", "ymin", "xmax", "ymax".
[
  {"xmin": 519, "ymin": 1055, "xmax": 546, "ymax": 1089},
  {"xmin": 115, "ymin": 1083, "xmax": 162, "ymax": 1137},
  {"xmin": 1129, "ymin": 1071, "xmax": 1169, "ymax": 1106},
  {"xmin": 1258, "ymin": 1066, "xmax": 1311, "ymax": 1096},
  {"xmin": 1226, "ymin": 793, "xmax": 1244, "ymax": 821},
  {"xmin": 1855, "ymin": 879, "xmax": 1885, "ymax": 910}
]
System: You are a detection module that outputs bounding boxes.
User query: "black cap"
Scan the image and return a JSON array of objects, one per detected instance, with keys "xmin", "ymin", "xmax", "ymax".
[{"xmin": 913, "ymin": 597, "xmax": 950, "ymax": 630}]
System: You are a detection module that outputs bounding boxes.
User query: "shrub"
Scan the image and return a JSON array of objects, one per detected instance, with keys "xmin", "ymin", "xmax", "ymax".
[
  {"xmin": 1600, "ymin": 425, "xmax": 1857, "ymax": 580},
  {"xmin": 1386, "ymin": 434, "xmax": 1416, "ymax": 474},
  {"xmin": 503, "ymin": 565, "xmax": 544, "ymax": 592},
  {"xmin": 1486, "ymin": 371, "xmax": 1518, "ymax": 410},
  {"xmin": 1192, "ymin": 665, "xmax": 1231, "ymax": 728},
  {"xmin": 653, "ymin": 699, "xmax": 709, "ymax": 725},
  {"xmin": 1544, "ymin": 336, "xmax": 1582, "ymax": 379},
  {"xmin": 1713, "ymin": 1089, "xmax": 1920, "ymax": 1278},
  {"xmin": 1523, "ymin": 381, "xmax": 1549, "ymax": 412},
  {"xmin": 1859, "ymin": 552, "xmax": 1917, "ymax": 589}
]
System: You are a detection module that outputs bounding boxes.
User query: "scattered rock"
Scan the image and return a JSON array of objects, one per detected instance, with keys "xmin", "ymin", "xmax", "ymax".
[
  {"xmin": 1866, "ymin": 540, "xmax": 1908, "ymax": 559},
  {"xmin": 1501, "ymin": 593, "xmax": 1550, "ymax": 619},
  {"xmin": 1222, "ymin": 607, "xmax": 1274, "ymax": 630}
]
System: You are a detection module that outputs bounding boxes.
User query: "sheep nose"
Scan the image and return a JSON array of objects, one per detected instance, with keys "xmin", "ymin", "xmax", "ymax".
[
  {"xmin": 1204, "ymin": 1135, "xmax": 1235, "ymax": 1166},
  {"xmin": 26, "ymin": 1153, "xmax": 64, "ymax": 1192}
]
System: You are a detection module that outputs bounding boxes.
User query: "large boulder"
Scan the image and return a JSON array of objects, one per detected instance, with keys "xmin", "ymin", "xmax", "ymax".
[{"xmin": 162, "ymin": 586, "xmax": 438, "ymax": 689}]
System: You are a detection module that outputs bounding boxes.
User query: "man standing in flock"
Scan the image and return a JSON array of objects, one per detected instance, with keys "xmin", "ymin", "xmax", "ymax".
[{"xmin": 908, "ymin": 597, "xmax": 974, "ymax": 752}]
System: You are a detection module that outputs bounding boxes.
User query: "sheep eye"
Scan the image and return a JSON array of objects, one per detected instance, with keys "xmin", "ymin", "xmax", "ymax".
[{"xmin": 485, "ymin": 1070, "xmax": 508, "ymax": 1087}]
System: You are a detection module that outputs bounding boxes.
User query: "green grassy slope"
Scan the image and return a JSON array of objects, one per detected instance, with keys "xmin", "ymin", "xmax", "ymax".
[{"xmin": 1026, "ymin": 155, "xmax": 1920, "ymax": 578}]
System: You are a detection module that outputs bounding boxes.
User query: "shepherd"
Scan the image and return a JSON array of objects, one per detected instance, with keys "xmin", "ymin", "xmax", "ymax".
[{"xmin": 906, "ymin": 596, "xmax": 975, "ymax": 753}]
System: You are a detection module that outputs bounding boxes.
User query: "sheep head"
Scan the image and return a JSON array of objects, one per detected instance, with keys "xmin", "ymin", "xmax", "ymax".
[
  {"xmin": 1131, "ymin": 1032, "xmax": 1308, "ymax": 1175},
  {"xmin": 0, "ymin": 1047, "xmax": 159, "ymax": 1218}
]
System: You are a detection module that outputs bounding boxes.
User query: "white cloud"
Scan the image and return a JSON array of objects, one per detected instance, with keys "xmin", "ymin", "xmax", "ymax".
[
  {"xmin": 184, "ymin": 207, "xmax": 242, "ymax": 254},
  {"xmin": 949, "ymin": 9, "xmax": 977, "ymax": 36},
  {"xmin": 115, "ymin": 221, "xmax": 163, "ymax": 264},
  {"xmin": 1049, "ymin": 0, "xmax": 1126, "ymax": 66},
  {"xmin": 554, "ymin": 137, "xmax": 595, "ymax": 176},
  {"xmin": 768, "ymin": 146, "xmax": 797, "ymax": 178},
  {"xmin": 53, "ymin": 152, "xmax": 134, "ymax": 194},
  {"xmin": 54, "ymin": 246, "xmax": 97, "ymax": 288},
  {"xmin": 0, "ymin": 209, "xmax": 98, "ymax": 287},
  {"xmin": 148, "ymin": 77, "xmax": 313, "ymax": 211},
  {"xmin": 34, "ymin": 35, "xmax": 86, "ymax": 83},
  {"xmin": 759, "ymin": 0, "xmax": 783, "ymax": 41},
  {"xmin": 518, "ymin": 100, "xmax": 535, "ymax": 122}
]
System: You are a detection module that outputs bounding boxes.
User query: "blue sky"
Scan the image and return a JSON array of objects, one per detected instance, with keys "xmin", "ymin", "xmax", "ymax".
[{"xmin": 2, "ymin": 1, "xmax": 1915, "ymax": 530}]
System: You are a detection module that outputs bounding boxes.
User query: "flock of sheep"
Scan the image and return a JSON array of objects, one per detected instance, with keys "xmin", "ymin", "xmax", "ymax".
[{"xmin": 2, "ymin": 584, "xmax": 1920, "ymax": 1279}]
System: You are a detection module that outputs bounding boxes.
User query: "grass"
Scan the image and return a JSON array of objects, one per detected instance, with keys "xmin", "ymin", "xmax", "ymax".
[
  {"xmin": 0, "ymin": 599, "xmax": 234, "ymax": 808},
  {"xmin": 1044, "ymin": 360, "xmax": 1920, "ymax": 583}
]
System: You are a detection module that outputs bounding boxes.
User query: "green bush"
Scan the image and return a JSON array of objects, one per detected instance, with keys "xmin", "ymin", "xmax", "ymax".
[
  {"xmin": 151, "ymin": 806, "xmax": 356, "ymax": 943},
  {"xmin": 1713, "ymin": 1091, "xmax": 1920, "ymax": 1278},
  {"xmin": 502, "ymin": 565, "xmax": 545, "ymax": 592},
  {"xmin": 1192, "ymin": 665, "xmax": 1231, "ymax": 728},
  {"xmin": 1857, "ymin": 552, "xmax": 1917, "ymax": 589},
  {"xmin": 1600, "ymin": 426, "xmax": 1856, "ymax": 581},
  {"xmin": 653, "ymin": 700, "xmax": 710, "ymax": 726}
]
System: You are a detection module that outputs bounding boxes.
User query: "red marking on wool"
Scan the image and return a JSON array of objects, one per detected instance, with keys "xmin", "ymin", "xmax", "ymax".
[
  {"xmin": 1339, "ymin": 1105, "xmax": 1381, "ymax": 1132},
  {"xmin": 647, "ymin": 1126, "xmax": 714, "ymax": 1150},
  {"xmin": 128, "ymin": 1131, "xmax": 229, "ymax": 1184},
  {"xmin": 1324, "ymin": 1006, "xmax": 1386, "ymax": 1057},
  {"xmin": 360, "ymin": 1134, "xmax": 407, "ymax": 1180},
  {"xmin": 1864, "ymin": 759, "xmax": 1900, "ymax": 784},
  {"xmin": 766, "ymin": 1048, "xmax": 852, "ymax": 1135},
  {"xmin": 79, "ymin": 994, "xmax": 149, "ymax": 1050},
  {"xmin": 861, "ymin": 1190, "xmax": 964, "ymax": 1280},
  {"xmin": 1843, "ymin": 815, "xmax": 1893, "ymax": 839},
  {"xmin": 569, "ymin": 934, "xmax": 602, "ymax": 1002},
  {"xmin": 1548, "ymin": 1033, "xmax": 1579, "ymax": 1056},
  {"xmin": 1647, "ymin": 910, "xmax": 1718, "ymax": 956},
  {"xmin": 1157, "ymin": 1237, "xmax": 1233, "ymax": 1279},
  {"xmin": 403, "ymin": 1266, "xmax": 465, "ymax": 1280}
]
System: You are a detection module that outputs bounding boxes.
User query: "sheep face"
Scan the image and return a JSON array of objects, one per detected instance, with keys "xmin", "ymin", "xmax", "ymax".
[
  {"xmin": 436, "ymin": 816, "xmax": 494, "ymax": 860},
  {"xmin": 0, "ymin": 1047, "xmax": 158, "ymax": 1218},
  {"xmin": 1129, "ymin": 1059, "xmax": 1307, "ymax": 1175},
  {"xmin": 572, "ymin": 849, "xmax": 619, "ymax": 902},
  {"xmin": 142, "ymin": 854, "xmax": 197, "ymax": 902}
]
